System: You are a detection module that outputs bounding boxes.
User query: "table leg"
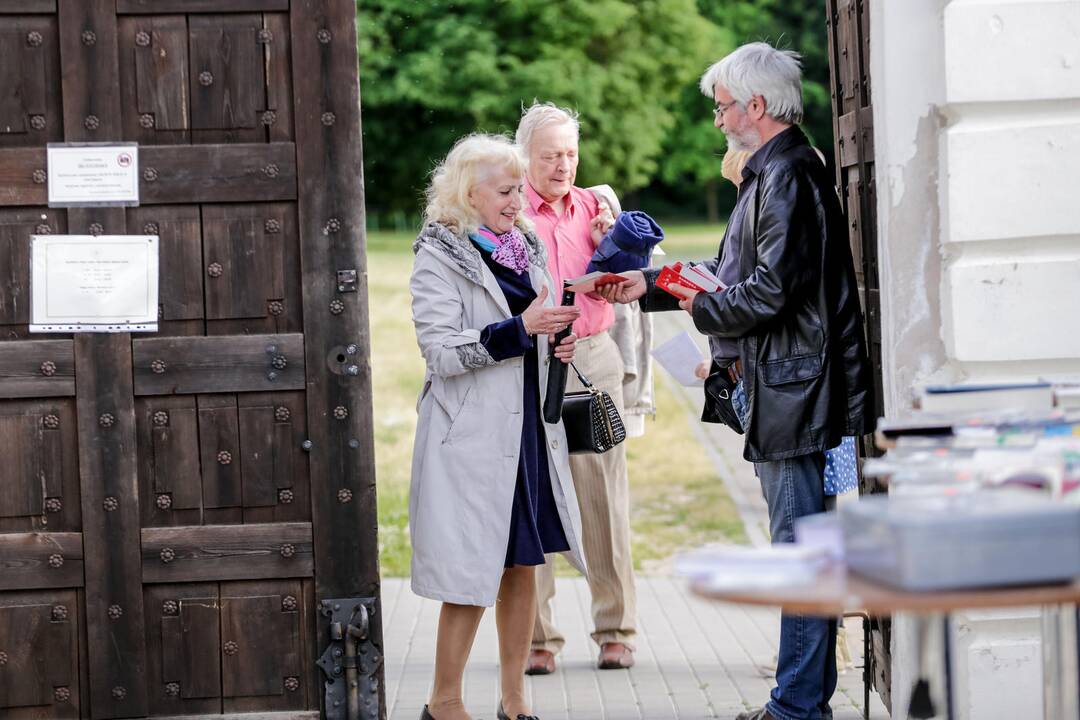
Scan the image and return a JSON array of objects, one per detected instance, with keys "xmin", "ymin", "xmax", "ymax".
[
  {"xmin": 1041, "ymin": 604, "xmax": 1075, "ymax": 720},
  {"xmin": 1071, "ymin": 605, "xmax": 1080, "ymax": 720},
  {"xmin": 943, "ymin": 614, "xmax": 955, "ymax": 720},
  {"xmin": 863, "ymin": 615, "xmax": 871, "ymax": 720},
  {"xmin": 1041, "ymin": 604, "xmax": 1079, "ymax": 720},
  {"xmin": 909, "ymin": 613, "xmax": 952, "ymax": 719},
  {"xmin": 1043, "ymin": 605, "xmax": 1062, "ymax": 720}
]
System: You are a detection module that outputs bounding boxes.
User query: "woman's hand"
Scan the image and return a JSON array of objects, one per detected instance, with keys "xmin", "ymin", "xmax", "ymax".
[
  {"xmin": 550, "ymin": 333, "xmax": 577, "ymax": 364},
  {"xmin": 695, "ymin": 359, "xmax": 711, "ymax": 380},
  {"xmin": 589, "ymin": 201, "xmax": 616, "ymax": 248},
  {"xmin": 521, "ymin": 286, "xmax": 580, "ymax": 336}
]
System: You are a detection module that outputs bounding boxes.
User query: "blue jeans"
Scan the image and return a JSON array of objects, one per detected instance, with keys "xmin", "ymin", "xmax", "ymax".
[{"xmin": 732, "ymin": 381, "xmax": 837, "ymax": 720}]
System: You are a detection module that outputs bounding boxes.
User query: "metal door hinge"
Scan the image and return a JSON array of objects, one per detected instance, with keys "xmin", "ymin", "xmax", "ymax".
[
  {"xmin": 317, "ymin": 597, "xmax": 381, "ymax": 720},
  {"xmin": 337, "ymin": 270, "xmax": 358, "ymax": 293}
]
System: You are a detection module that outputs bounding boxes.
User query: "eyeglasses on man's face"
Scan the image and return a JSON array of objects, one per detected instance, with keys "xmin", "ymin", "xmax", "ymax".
[{"xmin": 713, "ymin": 99, "xmax": 740, "ymax": 117}]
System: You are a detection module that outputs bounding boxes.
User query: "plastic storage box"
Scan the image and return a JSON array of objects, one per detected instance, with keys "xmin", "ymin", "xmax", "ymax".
[{"xmin": 840, "ymin": 490, "xmax": 1080, "ymax": 591}]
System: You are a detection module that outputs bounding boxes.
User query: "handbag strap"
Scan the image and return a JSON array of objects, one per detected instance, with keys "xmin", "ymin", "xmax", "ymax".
[{"xmin": 569, "ymin": 361, "xmax": 597, "ymax": 392}]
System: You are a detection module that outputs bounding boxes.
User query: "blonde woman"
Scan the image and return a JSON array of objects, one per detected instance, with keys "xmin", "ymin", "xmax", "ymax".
[{"xmin": 409, "ymin": 134, "xmax": 586, "ymax": 720}]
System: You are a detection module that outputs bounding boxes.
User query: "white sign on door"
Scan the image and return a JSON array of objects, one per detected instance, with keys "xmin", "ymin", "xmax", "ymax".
[
  {"xmin": 30, "ymin": 235, "xmax": 159, "ymax": 333},
  {"xmin": 47, "ymin": 143, "xmax": 140, "ymax": 207}
]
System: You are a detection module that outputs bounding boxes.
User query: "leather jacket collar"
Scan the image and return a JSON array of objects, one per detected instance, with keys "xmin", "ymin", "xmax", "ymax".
[{"xmin": 741, "ymin": 125, "xmax": 807, "ymax": 184}]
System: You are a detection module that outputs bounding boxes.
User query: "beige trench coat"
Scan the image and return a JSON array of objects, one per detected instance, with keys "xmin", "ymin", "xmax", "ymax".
[{"xmin": 408, "ymin": 222, "xmax": 586, "ymax": 607}]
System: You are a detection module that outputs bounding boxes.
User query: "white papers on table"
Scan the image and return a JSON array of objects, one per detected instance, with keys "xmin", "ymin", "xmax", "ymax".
[
  {"xmin": 675, "ymin": 543, "xmax": 830, "ymax": 590},
  {"xmin": 794, "ymin": 512, "xmax": 845, "ymax": 562},
  {"xmin": 650, "ymin": 330, "xmax": 705, "ymax": 387}
]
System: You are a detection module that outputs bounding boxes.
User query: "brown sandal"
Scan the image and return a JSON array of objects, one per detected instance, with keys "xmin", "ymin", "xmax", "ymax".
[
  {"xmin": 525, "ymin": 648, "xmax": 555, "ymax": 675},
  {"xmin": 597, "ymin": 642, "xmax": 635, "ymax": 669}
]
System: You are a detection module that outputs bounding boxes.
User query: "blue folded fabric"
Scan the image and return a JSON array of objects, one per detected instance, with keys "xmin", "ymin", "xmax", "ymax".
[{"xmin": 587, "ymin": 210, "xmax": 665, "ymax": 274}]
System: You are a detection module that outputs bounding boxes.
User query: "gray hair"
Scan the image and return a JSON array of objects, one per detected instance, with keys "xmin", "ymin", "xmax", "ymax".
[
  {"xmin": 699, "ymin": 42, "xmax": 804, "ymax": 125},
  {"xmin": 515, "ymin": 102, "xmax": 580, "ymax": 154}
]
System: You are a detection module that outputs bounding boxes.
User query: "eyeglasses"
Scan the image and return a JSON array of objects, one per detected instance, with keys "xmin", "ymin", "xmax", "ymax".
[{"xmin": 713, "ymin": 99, "xmax": 739, "ymax": 117}]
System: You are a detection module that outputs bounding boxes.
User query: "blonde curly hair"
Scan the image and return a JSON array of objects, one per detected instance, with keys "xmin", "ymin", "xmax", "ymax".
[{"xmin": 423, "ymin": 133, "xmax": 531, "ymax": 235}]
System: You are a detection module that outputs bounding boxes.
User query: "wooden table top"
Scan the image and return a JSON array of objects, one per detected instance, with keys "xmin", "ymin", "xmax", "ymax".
[{"xmin": 691, "ymin": 567, "xmax": 1080, "ymax": 615}]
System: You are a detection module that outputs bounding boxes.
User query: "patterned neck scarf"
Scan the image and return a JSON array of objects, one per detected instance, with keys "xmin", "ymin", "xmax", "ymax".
[{"xmin": 474, "ymin": 226, "xmax": 530, "ymax": 274}]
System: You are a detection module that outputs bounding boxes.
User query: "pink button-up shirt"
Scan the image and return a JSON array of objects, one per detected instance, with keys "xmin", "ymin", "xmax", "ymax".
[{"xmin": 524, "ymin": 182, "xmax": 614, "ymax": 339}]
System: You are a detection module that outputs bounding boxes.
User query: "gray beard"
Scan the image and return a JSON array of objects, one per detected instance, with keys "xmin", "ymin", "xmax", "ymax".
[{"xmin": 727, "ymin": 128, "xmax": 762, "ymax": 153}]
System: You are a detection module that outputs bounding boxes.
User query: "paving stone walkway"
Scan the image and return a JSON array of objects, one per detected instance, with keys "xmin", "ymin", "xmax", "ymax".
[{"xmin": 382, "ymin": 576, "xmax": 888, "ymax": 720}]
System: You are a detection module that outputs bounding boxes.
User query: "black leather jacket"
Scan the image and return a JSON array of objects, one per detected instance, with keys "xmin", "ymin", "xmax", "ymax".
[{"xmin": 642, "ymin": 127, "xmax": 873, "ymax": 461}]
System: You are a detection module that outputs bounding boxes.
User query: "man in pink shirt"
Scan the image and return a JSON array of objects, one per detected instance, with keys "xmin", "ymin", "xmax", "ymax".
[{"xmin": 515, "ymin": 102, "xmax": 638, "ymax": 673}]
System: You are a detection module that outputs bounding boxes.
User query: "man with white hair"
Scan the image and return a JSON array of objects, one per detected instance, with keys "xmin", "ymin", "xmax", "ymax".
[
  {"xmin": 598, "ymin": 43, "xmax": 873, "ymax": 720},
  {"xmin": 515, "ymin": 102, "xmax": 639, "ymax": 674}
]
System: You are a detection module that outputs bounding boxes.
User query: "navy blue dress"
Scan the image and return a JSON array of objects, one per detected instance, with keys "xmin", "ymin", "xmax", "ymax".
[{"xmin": 473, "ymin": 241, "xmax": 571, "ymax": 567}]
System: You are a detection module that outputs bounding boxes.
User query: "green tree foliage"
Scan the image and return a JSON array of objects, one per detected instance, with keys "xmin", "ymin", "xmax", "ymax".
[
  {"xmin": 357, "ymin": 0, "xmax": 715, "ymax": 218},
  {"xmin": 655, "ymin": 0, "xmax": 832, "ymax": 221},
  {"xmin": 356, "ymin": 0, "xmax": 834, "ymax": 223},
  {"xmin": 719, "ymin": 0, "xmax": 833, "ymax": 149}
]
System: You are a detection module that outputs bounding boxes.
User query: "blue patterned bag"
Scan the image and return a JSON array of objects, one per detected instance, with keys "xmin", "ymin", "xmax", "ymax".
[{"xmin": 824, "ymin": 436, "xmax": 858, "ymax": 495}]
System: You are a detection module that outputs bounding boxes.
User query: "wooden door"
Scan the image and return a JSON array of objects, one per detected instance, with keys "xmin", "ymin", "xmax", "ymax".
[
  {"xmin": 825, "ymin": 0, "xmax": 890, "ymax": 709},
  {"xmin": 0, "ymin": 2, "xmax": 382, "ymax": 718}
]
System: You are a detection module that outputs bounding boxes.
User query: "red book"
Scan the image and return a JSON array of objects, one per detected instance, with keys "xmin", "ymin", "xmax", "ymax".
[{"xmin": 656, "ymin": 263, "xmax": 706, "ymax": 297}]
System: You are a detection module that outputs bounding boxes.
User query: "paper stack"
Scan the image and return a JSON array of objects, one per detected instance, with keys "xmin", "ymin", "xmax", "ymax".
[
  {"xmin": 675, "ymin": 543, "xmax": 830, "ymax": 591},
  {"xmin": 919, "ymin": 382, "xmax": 1054, "ymax": 414}
]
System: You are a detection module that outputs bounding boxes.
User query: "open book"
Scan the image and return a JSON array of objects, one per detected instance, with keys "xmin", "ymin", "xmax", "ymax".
[{"xmin": 563, "ymin": 271, "xmax": 629, "ymax": 294}]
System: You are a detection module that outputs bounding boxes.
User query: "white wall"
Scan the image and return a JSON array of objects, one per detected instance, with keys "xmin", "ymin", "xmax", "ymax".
[
  {"xmin": 870, "ymin": 0, "xmax": 1080, "ymax": 716},
  {"xmin": 941, "ymin": 0, "xmax": 1080, "ymax": 375}
]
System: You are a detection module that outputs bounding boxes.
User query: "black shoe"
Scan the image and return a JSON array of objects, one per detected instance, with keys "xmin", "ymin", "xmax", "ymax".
[
  {"xmin": 497, "ymin": 701, "xmax": 539, "ymax": 720},
  {"xmin": 420, "ymin": 706, "xmax": 436, "ymax": 720},
  {"xmin": 734, "ymin": 708, "xmax": 775, "ymax": 720}
]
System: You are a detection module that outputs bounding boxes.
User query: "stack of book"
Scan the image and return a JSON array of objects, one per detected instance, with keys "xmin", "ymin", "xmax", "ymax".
[
  {"xmin": 655, "ymin": 261, "xmax": 724, "ymax": 297},
  {"xmin": 876, "ymin": 381, "xmax": 1078, "ymax": 444},
  {"xmin": 675, "ymin": 543, "xmax": 830, "ymax": 591},
  {"xmin": 872, "ymin": 380, "xmax": 1080, "ymax": 499},
  {"xmin": 918, "ymin": 381, "xmax": 1054, "ymax": 414}
]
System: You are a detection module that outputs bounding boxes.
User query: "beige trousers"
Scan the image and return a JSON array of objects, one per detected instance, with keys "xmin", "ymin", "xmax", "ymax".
[{"xmin": 533, "ymin": 331, "xmax": 637, "ymax": 652}]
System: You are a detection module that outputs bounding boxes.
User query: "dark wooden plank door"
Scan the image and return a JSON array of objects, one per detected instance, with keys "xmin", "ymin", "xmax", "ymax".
[
  {"xmin": 826, "ymin": 0, "xmax": 882, "ymax": 436},
  {"xmin": 825, "ymin": 0, "xmax": 889, "ymax": 710},
  {"xmin": 0, "ymin": 1, "xmax": 381, "ymax": 718}
]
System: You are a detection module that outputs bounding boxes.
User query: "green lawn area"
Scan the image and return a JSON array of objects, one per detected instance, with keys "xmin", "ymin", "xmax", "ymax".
[
  {"xmin": 368, "ymin": 222, "xmax": 743, "ymax": 578},
  {"xmin": 653, "ymin": 220, "xmax": 726, "ymax": 263}
]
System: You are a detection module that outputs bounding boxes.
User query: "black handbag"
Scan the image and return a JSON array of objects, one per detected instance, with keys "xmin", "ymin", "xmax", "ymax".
[
  {"xmin": 560, "ymin": 362, "xmax": 626, "ymax": 454},
  {"xmin": 701, "ymin": 362, "xmax": 745, "ymax": 434}
]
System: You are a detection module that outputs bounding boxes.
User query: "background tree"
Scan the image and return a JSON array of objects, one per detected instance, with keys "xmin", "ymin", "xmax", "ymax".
[
  {"xmin": 357, "ymin": 0, "xmax": 715, "ymax": 223},
  {"xmin": 356, "ymin": 0, "xmax": 833, "ymax": 227},
  {"xmin": 647, "ymin": 0, "xmax": 832, "ymax": 224}
]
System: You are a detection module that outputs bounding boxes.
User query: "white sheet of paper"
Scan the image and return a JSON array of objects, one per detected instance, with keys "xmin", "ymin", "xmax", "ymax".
[
  {"xmin": 650, "ymin": 330, "xmax": 706, "ymax": 387},
  {"xmin": 30, "ymin": 235, "xmax": 159, "ymax": 333},
  {"xmin": 47, "ymin": 143, "xmax": 139, "ymax": 206}
]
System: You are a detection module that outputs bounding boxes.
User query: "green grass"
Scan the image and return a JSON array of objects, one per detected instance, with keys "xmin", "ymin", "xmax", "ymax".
[
  {"xmin": 367, "ymin": 222, "xmax": 744, "ymax": 577},
  {"xmin": 655, "ymin": 220, "xmax": 726, "ymax": 263},
  {"xmin": 367, "ymin": 239, "xmax": 423, "ymax": 577}
]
